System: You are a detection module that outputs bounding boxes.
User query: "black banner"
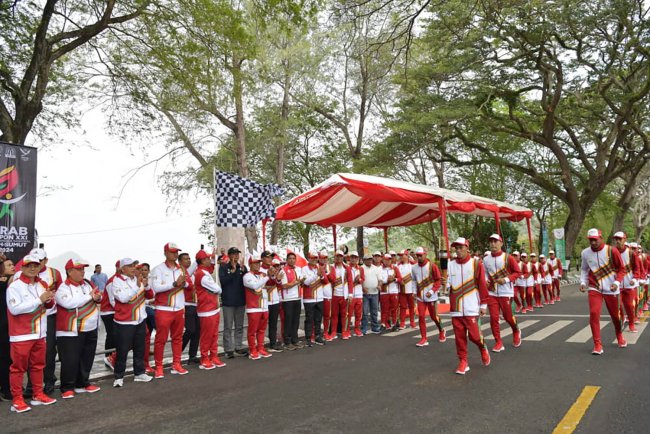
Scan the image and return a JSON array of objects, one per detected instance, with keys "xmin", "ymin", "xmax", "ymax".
[{"xmin": 0, "ymin": 142, "xmax": 37, "ymax": 261}]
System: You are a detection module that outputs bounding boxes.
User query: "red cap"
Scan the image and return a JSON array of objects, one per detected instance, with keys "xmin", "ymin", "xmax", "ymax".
[
  {"xmin": 164, "ymin": 242, "xmax": 182, "ymax": 253},
  {"xmin": 65, "ymin": 259, "xmax": 89, "ymax": 271},
  {"xmin": 451, "ymin": 237, "xmax": 470, "ymax": 248},
  {"xmin": 195, "ymin": 250, "xmax": 211, "ymax": 261},
  {"xmin": 488, "ymin": 234, "xmax": 502, "ymax": 242},
  {"xmin": 586, "ymin": 228, "xmax": 602, "ymax": 240}
]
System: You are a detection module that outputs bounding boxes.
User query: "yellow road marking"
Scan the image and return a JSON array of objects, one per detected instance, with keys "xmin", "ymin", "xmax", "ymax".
[
  {"xmin": 639, "ymin": 311, "xmax": 650, "ymax": 323},
  {"xmin": 552, "ymin": 385, "xmax": 601, "ymax": 433}
]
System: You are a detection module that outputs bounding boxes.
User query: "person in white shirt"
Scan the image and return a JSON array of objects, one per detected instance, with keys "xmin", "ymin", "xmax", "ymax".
[{"xmin": 361, "ymin": 256, "xmax": 382, "ymax": 334}]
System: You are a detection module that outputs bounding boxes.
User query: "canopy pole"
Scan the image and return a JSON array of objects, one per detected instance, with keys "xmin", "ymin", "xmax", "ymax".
[
  {"xmin": 526, "ymin": 217, "xmax": 534, "ymax": 253},
  {"xmin": 438, "ymin": 199, "xmax": 450, "ymax": 256},
  {"xmin": 332, "ymin": 225, "xmax": 338, "ymax": 252},
  {"xmin": 494, "ymin": 212, "xmax": 502, "ymax": 238},
  {"xmin": 383, "ymin": 227, "xmax": 389, "ymax": 252},
  {"xmin": 261, "ymin": 218, "xmax": 268, "ymax": 251}
]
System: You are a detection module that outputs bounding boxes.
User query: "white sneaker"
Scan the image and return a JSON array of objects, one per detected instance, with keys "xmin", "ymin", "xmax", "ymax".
[
  {"xmin": 113, "ymin": 379, "xmax": 123, "ymax": 388},
  {"xmin": 134, "ymin": 374, "xmax": 153, "ymax": 383}
]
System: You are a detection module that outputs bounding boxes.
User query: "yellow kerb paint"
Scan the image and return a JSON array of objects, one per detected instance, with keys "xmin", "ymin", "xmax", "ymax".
[{"xmin": 552, "ymin": 385, "xmax": 601, "ymax": 433}]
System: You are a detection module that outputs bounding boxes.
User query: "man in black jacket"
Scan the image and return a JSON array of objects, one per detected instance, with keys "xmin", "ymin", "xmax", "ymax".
[{"xmin": 219, "ymin": 247, "xmax": 249, "ymax": 358}]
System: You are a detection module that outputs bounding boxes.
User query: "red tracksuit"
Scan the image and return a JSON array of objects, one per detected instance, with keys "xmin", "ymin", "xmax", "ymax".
[{"xmin": 328, "ymin": 264, "xmax": 354, "ymax": 338}]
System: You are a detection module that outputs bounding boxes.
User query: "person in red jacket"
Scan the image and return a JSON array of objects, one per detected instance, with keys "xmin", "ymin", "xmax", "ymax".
[
  {"xmin": 244, "ymin": 253, "xmax": 277, "ymax": 360},
  {"xmin": 180, "ymin": 253, "xmax": 200, "ymax": 364},
  {"xmin": 194, "ymin": 250, "xmax": 226, "ymax": 369},
  {"xmin": 347, "ymin": 252, "xmax": 365, "ymax": 337},
  {"xmin": 447, "ymin": 238, "xmax": 490, "ymax": 375},
  {"xmin": 6, "ymin": 255, "xmax": 57, "ymax": 413},
  {"xmin": 612, "ymin": 233, "xmax": 642, "ymax": 332},
  {"xmin": 328, "ymin": 251, "xmax": 354, "ymax": 340},
  {"xmin": 548, "ymin": 250, "xmax": 563, "ymax": 301},
  {"xmin": 380, "ymin": 253, "xmax": 402, "ymax": 331}
]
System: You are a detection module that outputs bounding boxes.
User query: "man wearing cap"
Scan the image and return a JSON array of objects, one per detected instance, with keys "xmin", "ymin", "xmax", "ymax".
[
  {"xmin": 483, "ymin": 234, "xmax": 522, "ymax": 352},
  {"xmin": 194, "ymin": 250, "xmax": 226, "ymax": 369},
  {"xmin": 219, "ymin": 247, "xmax": 249, "ymax": 359},
  {"xmin": 548, "ymin": 250, "xmax": 563, "ymax": 302},
  {"xmin": 511, "ymin": 252, "xmax": 523, "ymax": 313},
  {"xmin": 99, "ymin": 260, "xmax": 120, "ymax": 372},
  {"xmin": 21, "ymin": 248, "xmax": 62, "ymax": 395},
  {"xmin": 55, "ymin": 259, "xmax": 102, "ymax": 398},
  {"xmin": 6, "ymin": 255, "xmax": 57, "ymax": 413},
  {"xmin": 380, "ymin": 253, "xmax": 402, "ymax": 332},
  {"xmin": 179, "ymin": 253, "xmax": 200, "ymax": 364},
  {"xmin": 514, "ymin": 253, "xmax": 530, "ymax": 313},
  {"xmin": 372, "ymin": 251, "xmax": 382, "ymax": 267},
  {"xmin": 361, "ymin": 255, "xmax": 382, "ymax": 334},
  {"xmin": 580, "ymin": 228, "xmax": 628, "ymax": 354},
  {"xmin": 302, "ymin": 252, "xmax": 327, "ymax": 346},
  {"xmin": 447, "ymin": 238, "xmax": 491, "ymax": 374},
  {"xmin": 411, "ymin": 247, "xmax": 446, "ymax": 346},
  {"xmin": 265, "ymin": 255, "xmax": 284, "ymax": 351},
  {"xmin": 280, "ymin": 252, "xmax": 305, "ymax": 349},
  {"xmin": 328, "ymin": 251, "xmax": 354, "ymax": 340},
  {"xmin": 347, "ymin": 252, "xmax": 365, "ymax": 337},
  {"xmin": 112, "ymin": 258, "xmax": 154, "ymax": 387},
  {"xmin": 244, "ymin": 253, "xmax": 276, "ymax": 360},
  {"xmin": 530, "ymin": 253, "xmax": 543, "ymax": 308},
  {"xmin": 319, "ymin": 251, "xmax": 334, "ymax": 340},
  {"xmin": 138, "ymin": 263, "xmax": 155, "ymax": 374},
  {"xmin": 612, "ymin": 232, "xmax": 642, "ymax": 332},
  {"xmin": 151, "ymin": 242, "xmax": 188, "ymax": 378},
  {"xmin": 397, "ymin": 250, "xmax": 416, "ymax": 329},
  {"xmin": 539, "ymin": 255, "xmax": 554, "ymax": 305}
]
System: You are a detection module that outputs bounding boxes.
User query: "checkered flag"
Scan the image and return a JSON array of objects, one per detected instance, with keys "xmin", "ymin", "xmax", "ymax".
[{"xmin": 215, "ymin": 170, "xmax": 285, "ymax": 227}]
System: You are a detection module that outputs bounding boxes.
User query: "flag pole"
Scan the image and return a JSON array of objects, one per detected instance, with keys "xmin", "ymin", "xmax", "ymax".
[{"xmin": 333, "ymin": 225, "xmax": 337, "ymax": 252}]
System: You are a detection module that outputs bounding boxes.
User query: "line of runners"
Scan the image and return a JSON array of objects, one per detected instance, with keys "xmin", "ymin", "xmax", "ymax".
[{"xmin": 2, "ymin": 228, "xmax": 649, "ymax": 414}]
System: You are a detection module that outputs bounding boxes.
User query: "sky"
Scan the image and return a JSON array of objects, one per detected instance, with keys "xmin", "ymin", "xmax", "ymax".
[{"xmin": 32, "ymin": 107, "xmax": 212, "ymax": 274}]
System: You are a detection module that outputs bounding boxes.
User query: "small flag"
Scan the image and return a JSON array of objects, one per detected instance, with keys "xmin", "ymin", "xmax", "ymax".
[{"xmin": 215, "ymin": 170, "xmax": 284, "ymax": 228}]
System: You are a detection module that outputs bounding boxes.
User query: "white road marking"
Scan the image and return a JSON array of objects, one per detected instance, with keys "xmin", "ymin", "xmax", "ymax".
[{"xmin": 524, "ymin": 320, "xmax": 573, "ymax": 341}]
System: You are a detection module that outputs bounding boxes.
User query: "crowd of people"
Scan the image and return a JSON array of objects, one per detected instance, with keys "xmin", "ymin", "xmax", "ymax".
[{"xmin": 1, "ymin": 228, "xmax": 648, "ymax": 414}]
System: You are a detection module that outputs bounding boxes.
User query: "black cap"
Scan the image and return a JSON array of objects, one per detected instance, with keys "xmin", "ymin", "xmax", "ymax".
[
  {"xmin": 261, "ymin": 250, "xmax": 273, "ymax": 258},
  {"xmin": 227, "ymin": 247, "xmax": 241, "ymax": 255}
]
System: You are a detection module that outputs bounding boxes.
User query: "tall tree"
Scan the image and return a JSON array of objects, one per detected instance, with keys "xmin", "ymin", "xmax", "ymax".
[{"xmin": 0, "ymin": 0, "xmax": 147, "ymax": 144}]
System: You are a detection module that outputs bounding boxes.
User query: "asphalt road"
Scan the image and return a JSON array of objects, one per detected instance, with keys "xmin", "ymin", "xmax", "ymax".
[{"xmin": 4, "ymin": 284, "xmax": 649, "ymax": 433}]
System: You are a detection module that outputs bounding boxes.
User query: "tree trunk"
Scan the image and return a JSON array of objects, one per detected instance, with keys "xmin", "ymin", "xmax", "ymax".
[
  {"xmin": 356, "ymin": 227, "xmax": 364, "ymax": 256},
  {"xmin": 270, "ymin": 60, "xmax": 291, "ymax": 246},
  {"xmin": 563, "ymin": 205, "xmax": 586, "ymax": 267}
]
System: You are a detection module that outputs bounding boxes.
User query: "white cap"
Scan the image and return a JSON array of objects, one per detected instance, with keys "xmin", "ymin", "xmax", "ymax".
[
  {"xmin": 119, "ymin": 258, "xmax": 138, "ymax": 268},
  {"xmin": 22, "ymin": 254, "xmax": 42, "ymax": 266},
  {"xmin": 415, "ymin": 247, "xmax": 426, "ymax": 255},
  {"xmin": 630, "ymin": 242, "xmax": 639, "ymax": 248},
  {"xmin": 489, "ymin": 234, "xmax": 502, "ymax": 242},
  {"xmin": 349, "ymin": 251, "xmax": 359, "ymax": 257},
  {"xmin": 271, "ymin": 258, "xmax": 282, "ymax": 265},
  {"xmin": 613, "ymin": 231, "xmax": 626, "ymax": 239},
  {"xmin": 549, "ymin": 250, "xmax": 555, "ymax": 254},
  {"xmin": 318, "ymin": 250, "xmax": 328, "ymax": 258},
  {"xmin": 539, "ymin": 254, "xmax": 546, "ymax": 259},
  {"xmin": 383, "ymin": 253, "xmax": 392, "ymax": 259},
  {"xmin": 335, "ymin": 250, "xmax": 345, "ymax": 256},
  {"xmin": 389, "ymin": 250, "xmax": 397, "ymax": 256},
  {"xmin": 521, "ymin": 253, "xmax": 528, "ymax": 257},
  {"xmin": 308, "ymin": 250, "xmax": 319, "ymax": 258},
  {"xmin": 587, "ymin": 228, "xmax": 602, "ymax": 239},
  {"xmin": 484, "ymin": 251, "xmax": 490, "ymax": 256},
  {"xmin": 530, "ymin": 252, "xmax": 537, "ymax": 257},
  {"xmin": 248, "ymin": 252, "xmax": 262, "ymax": 263},
  {"xmin": 451, "ymin": 238, "xmax": 469, "ymax": 248},
  {"xmin": 29, "ymin": 248, "xmax": 47, "ymax": 261},
  {"xmin": 372, "ymin": 251, "xmax": 382, "ymax": 256},
  {"xmin": 512, "ymin": 251, "xmax": 520, "ymax": 256}
]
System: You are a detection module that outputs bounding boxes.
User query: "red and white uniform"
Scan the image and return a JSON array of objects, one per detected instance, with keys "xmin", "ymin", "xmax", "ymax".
[
  {"xmin": 15, "ymin": 267, "xmax": 62, "ymax": 316},
  {"xmin": 100, "ymin": 274, "xmax": 117, "ymax": 315},
  {"xmin": 348, "ymin": 264, "xmax": 365, "ymax": 335},
  {"xmin": 411, "ymin": 259, "xmax": 444, "ymax": 341},
  {"xmin": 151, "ymin": 261, "xmax": 186, "ymax": 367},
  {"xmin": 7, "ymin": 275, "xmax": 53, "ymax": 342},
  {"xmin": 302, "ymin": 264, "xmax": 325, "ymax": 303},
  {"xmin": 483, "ymin": 251, "xmax": 521, "ymax": 348},
  {"xmin": 328, "ymin": 264, "xmax": 354, "ymax": 338},
  {"xmin": 112, "ymin": 275, "xmax": 152, "ymax": 325},
  {"xmin": 320, "ymin": 263, "xmax": 333, "ymax": 336},
  {"xmin": 397, "ymin": 261, "xmax": 416, "ymax": 328},
  {"xmin": 539, "ymin": 260, "xmax": 553, "ymax": 304},
  {"xmin": 380, "ymin": 264, "xmax": 402, "ymax": 329},
  {"xmin": 244, "ymin": 271, "xmax": 270, "ymax": 356},
  {"xmin": 194, "ymin": 265, "xmax": 222, "ymax": 361},
  {"xmin": 280, "ymin": 265, "xmax": 302, "ymax": 302},
  {"xmin": 580, "ymin": 243, "xmax": 626, "ymax": 348},
  {"xmin": 616, "ymin": 246, "xmax": 642, "ymax": 327},
  {"xmin": 6, "ymin": 274, "xmax": 55, "ymax": 401},
  {"xmin": 183, "ymin": 267, "xmax": 197, "ymax": 308},
  {"xmin": 447, "ymin": 255, "xmax": 489, "ymax": 365},
  {"xmin": 55, "ymin": 279, "xmax": 100, "ymax": 336}
]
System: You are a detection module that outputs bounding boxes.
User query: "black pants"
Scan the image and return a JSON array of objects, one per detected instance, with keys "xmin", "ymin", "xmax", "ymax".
[
  {"xmin": 101, "ymin": 314, "xmax": 116, "ymax": 354},
  {"xmin": 282, "ymin": 300, "xmax": 302, "ymax": 345},
  {"xmin": 268, "ymin": 303, "xmax": 281, "ymax": 346},
  {"xmin": 57, "ymin": 329, "xmax": 98, "ymax": 392},
  {"xmin": 114, "ymin": 321, "xmax": 146, "ymax": 379},
  {"xmin": 0, "ymin": 322, "xmax": 11, "ymax": 399},
  {"xmin": 182, "ymin": 305, "xmax": 200, "ymax": 358},
  {"xmin": 304, "ymin": 302, "xmax": 323, "ymax": 340}
]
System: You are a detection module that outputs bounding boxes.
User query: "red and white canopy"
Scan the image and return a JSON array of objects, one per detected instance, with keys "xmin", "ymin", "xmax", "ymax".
[{"xmin": 276, "ymin": 173, "xmax": 532, "ymax": 228}]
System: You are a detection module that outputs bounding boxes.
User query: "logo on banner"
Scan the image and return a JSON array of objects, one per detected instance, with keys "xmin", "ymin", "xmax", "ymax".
[
  {"xmin": 4, "ymin": 147, "xmax": 16, "ymax": 159},
  {"xmin": 0, "ymin": 166, "xmax": 27, "ymax": 221}
]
